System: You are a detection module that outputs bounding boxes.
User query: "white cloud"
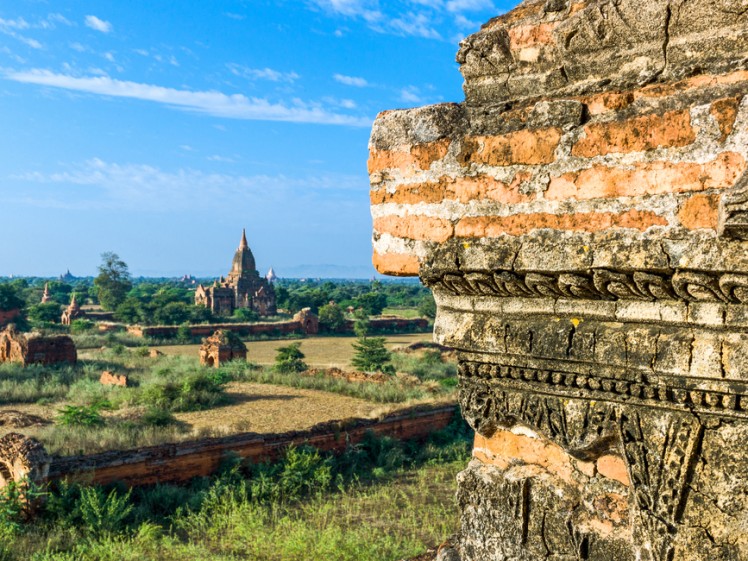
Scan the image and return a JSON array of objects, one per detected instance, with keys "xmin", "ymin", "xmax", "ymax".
[
  {"xmin": 0, "ymin": 17, "xmax": 30, "ymax": 30},
  {"xmin": 10, "ymin": 158, "xmax": 364, "ymax": 211},
  {"xmin": 47, "ymin": 13, "xmax": 73, "ymax": 27},
  {"xmin": 340, "ymin": 99, "xmax": 357, "ymax": 109},
  {"xmin": 312, "ymin": 0, "xmax": 383, "ymax": 23},
  {"xmin": 207, "ymin": 155, "xmax": 236, "ymax": 163},
  {"xmin": 445, "ymin": 0, "xmax": 493, "ymax": 11},
  {"xmin": 70, "ymin": 42, "xmax": 87, "ymax": 52},
  {"xmin": 5, "ymin": 69, "xmax": 371, "ymax": 126},
  {"xmin": 399, "ymin": 86, "xmax": 423, "ymax": 103},
  {"xmin": 454, "ymin": 13, "xmax": 479, "ymax": 28},
  {"xmin": 333, "ymin": 73, "xmax": 368, "ymax": 87},
  {"xmin": 226, "ymin": 63, "xmax": 300, "ymax": 83},
  {"xmin": 388, "ymin": 12, "xmax": 441, "ymax": 39},
  {"xmin": 85, "ymin": 15, "xmax": 112, "ymax": 33},
  {"xmin": 0, "ymin": 19, "xmax": 43, "ymax": 49},
  {"xmin": 103, "ymin": 52, "xmax": 115, "ymax": 62}
]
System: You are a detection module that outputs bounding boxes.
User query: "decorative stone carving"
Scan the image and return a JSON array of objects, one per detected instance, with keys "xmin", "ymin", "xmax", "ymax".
[{"xmin": 368, "ymin": 0, "xmax": 748, "ymax": 557}]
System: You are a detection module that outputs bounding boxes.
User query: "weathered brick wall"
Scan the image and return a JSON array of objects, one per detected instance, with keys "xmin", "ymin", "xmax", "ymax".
[
  {"xmin": 370, "ymin": 1, "xmax": 748, "ymax": 560},
  {"xmin": 42, "ymin": 405, "xmax": 456, "ymax": 487}
]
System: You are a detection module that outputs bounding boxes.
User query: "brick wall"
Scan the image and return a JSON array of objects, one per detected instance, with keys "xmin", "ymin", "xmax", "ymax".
[
  {"xmin": 45, "ymin": 405, "xmax": 456, "ymax": 487},
  {"xmin": 369, "ymin": 1, "xmax": 748, "ymax": 559}
]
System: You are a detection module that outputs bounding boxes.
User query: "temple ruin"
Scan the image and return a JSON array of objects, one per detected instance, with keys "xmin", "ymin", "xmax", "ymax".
[
  {"xmin": 369, "ymin": 1, "xmax": 748, "ymax": 559},
  {"xmin": 0, "ymin": 325, "xmax": 77, "ymax": 366},
  {"xmin": 195, "ymin": 229, "xmax": 277, "ymax": 316},
  {"xmin": 199, "ymin": 329, "xmax": 247, "ymax": 367},
  {"xmin": 60, "ymin": 293, "xmax": 84, "ymax": 326}
]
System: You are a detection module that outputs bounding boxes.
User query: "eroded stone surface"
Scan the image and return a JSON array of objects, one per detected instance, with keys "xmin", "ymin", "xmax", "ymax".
[{"xmin": 368, "ymin": 0, "xmax": 748, "ymax": 558}]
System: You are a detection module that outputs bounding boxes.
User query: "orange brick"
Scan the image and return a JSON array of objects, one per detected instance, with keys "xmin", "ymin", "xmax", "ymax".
[
  {"xmin": 596, "ymin": 455, "xmax": 630, "ymax": 486},
  {"xmin": 372, "ymin": 252, "xmax": 419, "ymax": 276},
  {"xmin": 572, "ymin": 110, "xmax": 696, "ymax": 157},
  {"xmin": 678, "ymin": 193, "xmax": 720, "ymax": 230},
  {"xmin": 635, "ymin": 70, "xmax": 748, "ymax": 101},
  {"xmin": 711, "ymin": 97, "xmax": 741, "ymax": 142},
  {"xmin": 367, "ymin": 138, "xmax": 451, "ymax": 174},
  {"xmin": 582, "ymin": 91, "xmax": 635, "ymax": 115},
  {"xmin": 371, "ymin": 174, "xmax": 536, "ymax": 206},
  {"xmin": 455, "ymin": 209, "xmax": 667, "ymax": 237},
  {"xmin": 474, "ymin": 430, "xmax": 590, "ymax": 485},
  {"xmin": 373, "ymin": 215, "xmax": 454, "ymax": 242},
  {"xmin": 508, "ymin": 22, "xmax": 557, "ymax": 48},
  {"xmin": 371, "ymin": 181, "xmax": 448, "ymax": 205},
  {"xmin": 463, "ymin": 128, "xmax": 562, "ymax": 167},
  {"xmin": 547, "ymin": 152, "xmax": 746, "ymax": 201}
]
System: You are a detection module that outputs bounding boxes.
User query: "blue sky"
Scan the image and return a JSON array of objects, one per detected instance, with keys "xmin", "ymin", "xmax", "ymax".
[{"xmin": 0, "ymin": 0, "xmax": 516, "ymax": 278}]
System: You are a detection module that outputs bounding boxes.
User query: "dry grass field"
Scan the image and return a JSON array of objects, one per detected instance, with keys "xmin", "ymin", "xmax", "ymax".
[{"xmin": 156, "ymin": 333, "xmax": 433, "ymax": 368}]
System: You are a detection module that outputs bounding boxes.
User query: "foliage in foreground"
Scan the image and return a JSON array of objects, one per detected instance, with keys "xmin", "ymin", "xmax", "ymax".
[{"xmin": 1, "ymin": 415, "xmax": 471, "ymax": 561}]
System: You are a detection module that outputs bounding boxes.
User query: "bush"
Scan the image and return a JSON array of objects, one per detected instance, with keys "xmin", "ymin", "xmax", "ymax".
[
  {"xmin": 318, "ymin": 302, "xmax": 346, "ymax": 332},
  {"xmin": 351, "ymin": 337, "xmax": 393, "ymax": 374},
  {"xmin": 141, "ymin": 407, "xmax": 176, "ymax": 427},
  {"xmin": 69, "ymin": 319, "xmax": 96, "ymax": 333},
  {"xmin": 139, "ymin": 372, "xmax": 227, "ymax": 412},
  {"xmin": 233, "ymin": 308, "xmax": 259, "ymax": 322},
  {"xmin": 56, "ymin": 402, "xmax": 110, "ymax": 427},
  {"xmin": 78, "ymin": 486, "xmax": 134, "ymax": 538},
  {"xmin": 273, "ymin": 342, "xmax": 308, "ymax": 373}
]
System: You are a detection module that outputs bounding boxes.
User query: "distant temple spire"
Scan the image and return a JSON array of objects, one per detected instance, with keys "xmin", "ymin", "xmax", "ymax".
[
  {"xmin": 41, "ymin": 283, "xmax": 50, "ymax": 304},
  {"xmin": 239, "ymin": 228, "xmax": 248, "ymax": 250}
]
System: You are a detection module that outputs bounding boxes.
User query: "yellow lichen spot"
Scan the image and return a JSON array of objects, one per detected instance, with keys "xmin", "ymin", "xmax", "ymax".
[
  {"xmin": 462, "ymin": 242, "xmax": 471, "ymax": 249},
  {"xmin": 583, "ymin": 245, "xmax": 590, "ymax": 252},
  {"xmin": 570, "ymin": 318, "xmax": 581, "ymax": 327}
]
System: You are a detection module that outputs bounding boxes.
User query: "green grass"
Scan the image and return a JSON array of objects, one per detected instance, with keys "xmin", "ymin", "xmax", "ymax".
[{"xmin": 1, "ymin": 417, "xmax": 471, "ymax": 561}]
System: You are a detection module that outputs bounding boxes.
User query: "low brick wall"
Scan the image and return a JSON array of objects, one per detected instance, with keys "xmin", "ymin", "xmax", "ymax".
[
  {"xmin": 127, "ymin": 320, "xmax": 305, "ymax": 339},
  {"xmin": 0, "ymin": 309, "xmax": 20, "ymax": 327},
  {"xmin": 128, "ymin": 317, "xmax": 429, "ymax": 339},
  {"xmin": 46, "ymin": 405, "xmax": 457, "ymax": 487}
]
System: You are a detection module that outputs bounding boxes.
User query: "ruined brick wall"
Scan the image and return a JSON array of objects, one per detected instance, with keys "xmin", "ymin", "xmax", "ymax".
[
  {"xmin": 43, "ymin": 405, "xmax": 456, "ymax": 488},
  {"xmin": 0, "ymin": 309, "xmax": 20, "ymax": 328},
  {"xmin": 369, "ymin": 1, "xmax": 748, "ymax": 559},
  {"xmin": 0, "ymin": 327, "xmax": 77, "ymax": 366}
]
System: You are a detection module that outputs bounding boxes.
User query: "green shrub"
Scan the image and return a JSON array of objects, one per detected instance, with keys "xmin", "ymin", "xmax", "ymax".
[
  {"xmin": 56, "ymin": 402, "xmax": 110, "ymax": 427},
  {"xmin": 78, "ymin": 486, "xmax": 134, "ymax": 538},
  {"xmin": 139, "ymin": 371, "xmax": 227, "ymax": 412},
  {"xmin": 273, "ymin": 342, "xmax": 308, "ymax": 373},
  {"xmin": 351, "ymin": 337, "xmax": 393, "ymax": 374},
  {"xmin": 69, "ymin": 319, "xmax": 96, "ymax": 333},
  {"xmin": 141, "ymin": 407, "xmax": 176, "ymax": 427}
]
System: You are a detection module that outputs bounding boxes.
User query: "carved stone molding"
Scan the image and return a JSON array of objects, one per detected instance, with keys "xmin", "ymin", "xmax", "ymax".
[
  {"xmin": 459, "ymin": 362, "xmax": 708, "ymax": 561},
  {"xmin": 423, "ymin": 269, "xmax": 748, "ymax": 304}
]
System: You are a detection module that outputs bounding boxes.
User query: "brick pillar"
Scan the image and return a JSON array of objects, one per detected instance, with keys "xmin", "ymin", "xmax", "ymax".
[{"xmin": 369, "ymin": 1, "xmax": 748, "ymax": 559}]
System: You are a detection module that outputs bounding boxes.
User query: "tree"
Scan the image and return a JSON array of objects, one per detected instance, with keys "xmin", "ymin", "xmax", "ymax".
[
  {"xmin": 351, "ymin": 337, "xmax": 394, "ymax": 374},
  {"xmin": 352, "ymin": 292, "xmax": 387, "ymax": 316},
  {"xmin": 233, "ymin": 308, "xmax": 259, "ymax": 322},
  {"xmin": 28, "ymin": 302, "xmax": 61, "ymax": 324},
  {"xmin": 417, "ymin": 293, "xmax": 436, "ymax": 319},
  {"xmin": 318, "ymin": 302, "xmax": 346, "ymax": 333},
  {"xmin": 352, "ymin": 308, "xmax": 370, "ymax": 338},
  {"xmin": 0, "ymin": 284, "xmax": 24, "ymax": 312},
  {"xmin": 94, "ymin": 252, "xmax": 132, "ymax": 311},
  {"xmin": 273, "ymin": 342, "xmax": 308, "ymax": 373}
]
